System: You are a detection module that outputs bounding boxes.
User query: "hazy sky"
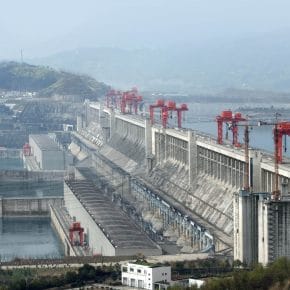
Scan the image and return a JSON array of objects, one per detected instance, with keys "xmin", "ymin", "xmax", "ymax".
[{"xmin": 1, "ymin": 0, "xmax": 290, "ymax": 59}]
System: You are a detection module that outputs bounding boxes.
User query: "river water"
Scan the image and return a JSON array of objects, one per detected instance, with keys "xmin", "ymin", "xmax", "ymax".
[
  {"xmin": 0, "ymin": 158, "xmax": 64, "ymax": 261},
  {"xmin": 175, "ymin": 101, "xmax": 290, "ymax": 157}
]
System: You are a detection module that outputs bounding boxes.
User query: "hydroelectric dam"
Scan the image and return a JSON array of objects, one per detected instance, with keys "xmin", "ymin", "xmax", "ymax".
[{"xmin": 64, "ymin": 100, "xmax": 290, "ymax": 265}]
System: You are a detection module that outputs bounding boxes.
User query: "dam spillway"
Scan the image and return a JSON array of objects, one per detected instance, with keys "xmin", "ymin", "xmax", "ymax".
[{"xmin": 68, "ymin": 101, "xmax": 290, "ymax": 263}]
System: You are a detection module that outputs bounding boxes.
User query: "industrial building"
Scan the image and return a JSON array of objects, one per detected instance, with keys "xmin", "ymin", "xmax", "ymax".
[
  {"xmin": 64, "ymin": 177, "xmax": 162, "ymax": 256},
  {"xmin": 28, "ymin": 134, "xmax": 72, "ymax": 170},
  {"xmin": 234, "ymin": 190, "xmax": 290, "ymax": 265},
  {"xmin": 121, "ymin": 262, "xmax": 171, "ymax": 290}
]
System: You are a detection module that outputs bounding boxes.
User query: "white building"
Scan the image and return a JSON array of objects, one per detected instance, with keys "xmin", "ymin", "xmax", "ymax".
[
  {"xmin": 188, "ymin": 278, "xmax": 205, "ymax": 288},
  {"xmin": 122, "ymin": 262, "xmax": 171, "ymax": 290},
  {"xmin": 29, "ymin": 134, "xmax": 72, "ymax": 170}
]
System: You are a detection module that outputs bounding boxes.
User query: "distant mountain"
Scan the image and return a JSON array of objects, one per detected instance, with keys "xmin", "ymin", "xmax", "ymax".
[
  {"xmin": 30, "ymin": 30, "xmax": 290, "ymax": 94},
  {"xmin": 0, "ymin": 62, "xmax": 110, "ymax": 100}
]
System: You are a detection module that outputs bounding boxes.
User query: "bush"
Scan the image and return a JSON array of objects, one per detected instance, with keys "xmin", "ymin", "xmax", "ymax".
[
  {"xmin": 78, "ymin": 264, "xmax": 96, "ymax": 281},
  {"xmin": 65, "ymin": 271, "xmax": 78, "ymax": 283}
]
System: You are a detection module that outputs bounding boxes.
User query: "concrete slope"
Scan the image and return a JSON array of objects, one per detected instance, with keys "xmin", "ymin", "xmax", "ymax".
[
  {"xmin": 99, "ymin": 144, "xmax": 138, "ymax": 174},
  {"xmin": 107, "ymin": 132, "xmax": 145, "ymax": 165},
  {"xmin": 145, "ymin": 160, "xmax": 234, "ymax": 236}
]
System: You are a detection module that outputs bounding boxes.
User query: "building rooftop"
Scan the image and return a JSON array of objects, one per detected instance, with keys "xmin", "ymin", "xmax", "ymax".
[
  {"xmin": 30, "ymin": 134, "xmax": 60, "ymax": 151},
  {"xmin": 129, "ymin": 260, "xmax": 166, "ymax": 268},
  {"xmin": 65, "ymin": 179, "xmax": 160, "ymax": 251}
]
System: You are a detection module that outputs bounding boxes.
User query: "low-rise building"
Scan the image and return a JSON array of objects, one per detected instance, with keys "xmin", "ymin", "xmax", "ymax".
[
  {"xmin": 122, "ymin": 261, "xmax": 171, "ymax": 290},
  {"xmin": 28, "ymin": 134, "xmax": 72, "ymax": 170}
]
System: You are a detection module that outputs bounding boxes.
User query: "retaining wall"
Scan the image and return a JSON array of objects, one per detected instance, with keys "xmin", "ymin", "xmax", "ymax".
[{"xmin": 0, "ymin": 197, "xmax": 63, "ymax": 217}]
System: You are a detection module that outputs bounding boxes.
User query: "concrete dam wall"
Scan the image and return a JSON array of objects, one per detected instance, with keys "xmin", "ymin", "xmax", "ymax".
[
  {"xmin": 71, "ymin": 102, "xmax": 290, "ymax": 252},
  {"xmin": 0, "ymin": 197, "xmax": 63, "ymax": 217}
]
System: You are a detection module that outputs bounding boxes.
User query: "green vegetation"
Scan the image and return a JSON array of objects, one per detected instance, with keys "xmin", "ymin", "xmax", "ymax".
[
  {"xmin": 2, "ymin": 257, "xmax": 290, "ymax": 290},
  {"xmin": 169, "ymin": 257, "xmax": 290, "ymax": 290},
  {"xmin": 0, "ymin": 62, "xmax": 110, "ymax": 100},
  {"xmin": 0, "ymin": 263, "xmax": 121, "ymax": 290}
]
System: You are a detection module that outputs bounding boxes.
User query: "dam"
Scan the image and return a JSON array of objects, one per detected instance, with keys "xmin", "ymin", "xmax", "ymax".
[{"xmin": 63, "ymin": 100, "xmax": 290, "ymax": 265}]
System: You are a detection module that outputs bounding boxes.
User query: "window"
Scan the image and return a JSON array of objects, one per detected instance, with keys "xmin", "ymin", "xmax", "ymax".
[
  {"xmin": 122, "ymin": 277, "xmax": 128, "ymax": 285},
  {"xmin": 130, "ymin": 268, "xmax": 134, "ymax": 272},
  {"xmin": 122, "ymin": 267, "xmax": 128, "ymax": 273},
  {"xmin": 137, "ymin": 269, "xmax": 141, "ymax": 273},
  {"xmin": 138, "ymin": 280, "xmax": 143, "ymax": 288},
  {"xmin": 130, "ymin": 279, "xmax": 136, "ymax": 287}
]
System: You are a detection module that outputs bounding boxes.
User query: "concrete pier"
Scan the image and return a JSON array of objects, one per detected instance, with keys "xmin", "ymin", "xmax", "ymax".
[
  {"xmin": 234, "ymin": 190, "xmax": 258, "ymax": 265},
  {"xmin": 50, "ymin": 205, "xmax": 78, "ymax": 257},
  {"xmin": 0, "ymin": 197, "xmax": 2, "ymax": 218}
]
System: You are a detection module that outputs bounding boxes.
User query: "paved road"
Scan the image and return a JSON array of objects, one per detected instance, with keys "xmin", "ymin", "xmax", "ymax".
[{"xmin": 1, "ymin": 253, "xmax": 209, "ymax": 270}]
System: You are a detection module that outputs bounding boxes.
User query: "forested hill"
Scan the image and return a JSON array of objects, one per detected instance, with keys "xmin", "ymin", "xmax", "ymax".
[{"xmin": 0, "ymin": 62, "xmax": 110, "ymax": 100}]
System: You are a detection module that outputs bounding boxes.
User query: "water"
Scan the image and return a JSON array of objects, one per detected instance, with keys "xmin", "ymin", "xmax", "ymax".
[
  {"xmin": 175, "ymin": 102, "xmax": 290, "ymax": 157},
  {"xmin": 0, "ymin": 157, "xmax": 64, "ymax": 261},
  {"xmin": 186, "ymin": 119, "xmax": 277, "ymax": 154},
  {"xmin": 0, "ymin": 158, "xmax": 24, "ymax": 170},
  {"xmin": 0, "ymin": 218, "xmax": 64, "ymax": 261}
]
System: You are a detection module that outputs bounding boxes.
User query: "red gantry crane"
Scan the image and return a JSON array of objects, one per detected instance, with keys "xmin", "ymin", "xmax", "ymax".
[
  {"xmin": 161, "ymin": 101, "xmax": 176, "ymax": 128},
  {"xmin": 149, "ymin": 99, "xmax": 166, "ymax": 125},
  {"xmin": 272, "ymin": 122, "xmax": 290, "ymax": 200},
  {"xmin": 216, "ymin": 110, "xmax": 247, "ymax": 147},
  {"xmin": 120, "ymin": 88, "xmax": 143, "ymax": 114},
  {"xmin": 106, "ymin": 89, "xmax": 122, "ymax": 109},
  {"xmin": 23, "ymin": 143, "xmax": 31, "ymax": 156},
  {"xmin": 149, "ymin": 100, "xmax": 188, "ymax": 128},
  {"xmin": 175, "ymin": 104, "xmax": 189, "ymax": 128},
  {"xmin": 69, "ymin": 222, "xmax": 84, "ymax": 246},
  {"xmin": 257, "ymin": 119, "xmax": 290, "ymax": 200}
]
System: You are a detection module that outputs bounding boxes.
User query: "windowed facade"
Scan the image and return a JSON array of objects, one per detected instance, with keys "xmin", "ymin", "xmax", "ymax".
[{"xmin": 121, "ymin": 262, "xmax": 171, "ymax": 290}]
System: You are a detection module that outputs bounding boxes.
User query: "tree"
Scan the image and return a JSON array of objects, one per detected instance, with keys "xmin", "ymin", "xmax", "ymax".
[
  {"xmin": 78, "ymin": 264, "xmax": 96, "ymax": 281},
  {"xmin": 65, "ymin": 271, "xmax": 78, "ymax": 283}
]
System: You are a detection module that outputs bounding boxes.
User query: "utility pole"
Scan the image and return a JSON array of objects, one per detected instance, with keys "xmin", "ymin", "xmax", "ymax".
[
  {"xmin": 244, "ymin": 124, "xmax": 250, "ymax": 191},
  {"xmin": 273, "ymin": 123, "xmax": 280, "ymax": 201}
]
